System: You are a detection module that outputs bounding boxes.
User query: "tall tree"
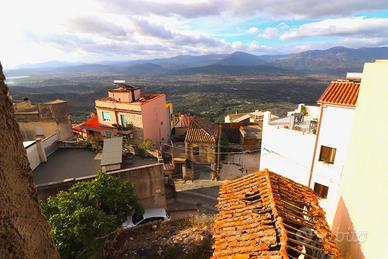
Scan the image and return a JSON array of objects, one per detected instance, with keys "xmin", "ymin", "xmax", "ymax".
[{"xmin": 0, "ymin": 63, "xmax": 59, "ymax": 258}]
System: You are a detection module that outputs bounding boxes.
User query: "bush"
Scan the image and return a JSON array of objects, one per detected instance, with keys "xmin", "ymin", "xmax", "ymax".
[
  {"xmin": 138, "ymin": 138, "xmax": 155, "ymax": 157},
  {"xmin": 41, "ymin": 170, "xmax": 142, "ymax": 258}
]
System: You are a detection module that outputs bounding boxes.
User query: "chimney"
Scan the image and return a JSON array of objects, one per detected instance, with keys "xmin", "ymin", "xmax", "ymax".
[
  {"xmin": 263, "ymin": 111, "xmax": 271, "ymax": 125},
  {"xmin": 289, "ymin": 115, "xmax": 295, "ymax": 130}
]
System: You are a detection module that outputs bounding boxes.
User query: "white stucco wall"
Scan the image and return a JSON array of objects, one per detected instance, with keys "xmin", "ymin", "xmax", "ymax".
[
  {"xmin": 260, "ymin": 119, "xmax": 316, "ymax": 185},
  {"xmin": 25, "ymin": 143, "xmax": 41, "ymax": 170},
  {"xmin": 311, "ymin": 105, "xmax": 355, "ymax": 226},
  {"xmin": 261, "ymin": 105, "xmax": 357, "ymax": 228}
]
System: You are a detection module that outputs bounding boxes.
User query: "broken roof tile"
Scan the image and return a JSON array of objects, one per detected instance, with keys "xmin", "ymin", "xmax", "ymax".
[{"xmin": 212, "ymin": 169, "xmax": 341, "ymax": 258}]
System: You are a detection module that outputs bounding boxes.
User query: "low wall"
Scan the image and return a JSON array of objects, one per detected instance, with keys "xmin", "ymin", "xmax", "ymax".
[
  {"xmin": 25, "ymin": 134, "xmax": 58, "ymax": 170},
  {"xmin": 42, "ymin": 133, "xmax": 58, "ymax": 156},
  {"xmin": 36, "ymin": 163, "xmax": 167, "ymax": 209}
]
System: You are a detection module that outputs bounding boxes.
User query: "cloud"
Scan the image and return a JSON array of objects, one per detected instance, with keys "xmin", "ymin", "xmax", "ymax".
[
  {"xmin": 131, "ymin": 17, "xmax": 225, "ymax": 48},
  {"xmin": 98, "ymin": 0, "xmax": 225, "ymax": 19},
  {"xmin": 247, "ymin": 27, "xmax": 259, "ymax": 34},
  {"xmin": 279, "ymin": 17, "xmax": 388, "ymax": 40},
  {"xmin": 132, "ymin": 18, "xmax": 174, "ymax": 39},
  {"xmin": 260, "ymin": 27, "xmax": 278, "ymax": 39},
  {"xmin": 98, "ymin": 0, "xmax": 388, "ymax": 19},
  {"xmin": 69, "ymin": 17, "xmax": 128, "ymax": 38}
]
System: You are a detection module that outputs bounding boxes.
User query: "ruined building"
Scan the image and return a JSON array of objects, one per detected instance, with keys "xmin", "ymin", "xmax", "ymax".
[{"xmin": 13, "ymin": 98, "xmax": 73, "ymax": 141}]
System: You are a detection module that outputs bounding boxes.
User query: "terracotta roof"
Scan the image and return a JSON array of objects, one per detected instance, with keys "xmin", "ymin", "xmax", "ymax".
[
  {"xmin": 173, "ymin": 114, "xmax": 194, "ymax": 128},
  {"xmin": 185, "ymin": 116, "xmax": 219, "ymax": 144},
  {"xmin": 80, "ymin": 116, "xmax": 101, "ymax": 130},
  {"xmin": 318, "ymin": 81, "xmax": 360, "ymax": 107},
  {"xmin": 212, "ymin": 169, "xmax": 341, "ymax": 259},
  {"xmin": 182, "ymin": 115, "xmax": 193, "ymax": 128}
]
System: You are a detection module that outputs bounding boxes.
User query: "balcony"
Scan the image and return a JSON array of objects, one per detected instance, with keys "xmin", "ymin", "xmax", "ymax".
[
  {"xmin": 112, "ymin": 124, "xmax": 133, "ymax": 135},
  {"xmin": 269, "ymin": 115, "xmax": 318, "ymax": 135}
]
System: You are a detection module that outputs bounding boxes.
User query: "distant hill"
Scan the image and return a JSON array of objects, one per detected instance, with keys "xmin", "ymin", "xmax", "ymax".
[
  {"xmin": 172, "ymin": 64, "xmax": 288, "ymax": 75},
  {"xmin": 217, "ymin": 51, "xmax": 266, "ymax": 66},
  {"xmin": 118, "ymin": 63, "xmax": 167, "ymax": 75},
  {"xmin": 7, "ymin": 46, "xmax": 388, "ymax": 76},
  {"xmin": 264, "ymin": 46, "xmax": 388, "ymax": 74}
]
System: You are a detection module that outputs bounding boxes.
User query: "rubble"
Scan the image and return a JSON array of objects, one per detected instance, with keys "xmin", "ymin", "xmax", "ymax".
[{"xmin": 103, "ymin": 215, "xmax": 214, "ymax": 258}]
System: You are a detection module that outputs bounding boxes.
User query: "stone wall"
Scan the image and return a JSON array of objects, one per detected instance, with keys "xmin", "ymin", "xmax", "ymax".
[
  {"xmin": 36, "ymin": 163, "xmax": 167, "ymax": 209},
  {"xmin": 0, "ymin": 63, "xmax": 59, "ymax": 258}
]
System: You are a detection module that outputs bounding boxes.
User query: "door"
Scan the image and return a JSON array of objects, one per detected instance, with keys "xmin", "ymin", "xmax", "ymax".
[{"xmin": 120, "ymin": 115, "xmax": 126, "ymax": 127}]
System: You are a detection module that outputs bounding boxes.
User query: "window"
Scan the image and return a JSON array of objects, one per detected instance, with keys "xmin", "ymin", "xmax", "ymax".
[
  {"xmin": 319, "ymin": 145, "xmax": 336, "ymax": 164},
  {"xmin": 120, "ymin": 114, "xmax": 126, "ymax": 127},
  {"xmin": 132, "ymin": 213, "xmax": 144, "ymax": 225},
  {"xmin": 102, "ymin": 111, "xmax": 111, "ymax": 122},
  {"xmin": 314, "ymin": 183, "xmax": 329, "ymax": 199},
  {"xmin": 193, "ymin": 146, "xmax": 200, "ymax": 156},
  {"xmin": 139, "ymin": 217, "xmax": 164, "ymax": 225}
]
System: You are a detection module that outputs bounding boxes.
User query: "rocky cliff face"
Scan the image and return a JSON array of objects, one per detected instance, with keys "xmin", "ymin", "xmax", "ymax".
[{"xmin": 0, "ymin": 63, "xmax": 59, "ymax": 258}]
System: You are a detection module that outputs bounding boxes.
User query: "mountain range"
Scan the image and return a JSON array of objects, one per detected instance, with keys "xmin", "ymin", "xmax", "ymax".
[{"xmin": 6, "ymin": 46, "xmax": 388, "ymax": 77}]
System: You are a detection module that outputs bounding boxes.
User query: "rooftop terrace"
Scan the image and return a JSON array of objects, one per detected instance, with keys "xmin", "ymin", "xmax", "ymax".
[
  {"xmin": 268, "ymin": 104, "xmax": 320, "ymax": 135},
  {"xmin": 33, "ymin": 148, "xmax": 157, "ymax": 185}
]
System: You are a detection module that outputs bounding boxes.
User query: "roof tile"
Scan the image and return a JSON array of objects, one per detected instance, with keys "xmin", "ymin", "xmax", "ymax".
[
  {"xmin": 318, "ymin": 80, "xmax": 360, "ymax": 107},
  {"xmin": 212, "ymin": 169, "xmax": 341, "ymax": 258}
]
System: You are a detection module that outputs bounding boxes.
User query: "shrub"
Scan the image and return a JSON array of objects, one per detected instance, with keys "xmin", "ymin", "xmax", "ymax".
[
  {"xmin": 41, "ymin": 170, "xmax": 142, "ymax": 258},
  {"xmin": 138, "ymin": 138, "xmax": 155, "ymax": 157}
]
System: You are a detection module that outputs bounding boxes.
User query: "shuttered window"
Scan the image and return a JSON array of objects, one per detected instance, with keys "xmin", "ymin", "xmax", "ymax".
[{"xmin": 319, "ymin": 145, "xmax": 336, "ymax": 164}]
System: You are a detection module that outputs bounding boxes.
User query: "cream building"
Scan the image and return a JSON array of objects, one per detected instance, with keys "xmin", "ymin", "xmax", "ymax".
[{"xmin": 331, "ymin": 60, "xmax": 388, "ymax": 258}]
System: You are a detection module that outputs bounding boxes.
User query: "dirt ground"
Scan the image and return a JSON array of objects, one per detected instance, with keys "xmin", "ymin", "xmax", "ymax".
[
  {"xmin": 220, "ymin": 151, "xmax": 261, "ymax": 180},
  {"xmin": 103, "ymin": 215, "xmax": 214, "ymax": 259}
]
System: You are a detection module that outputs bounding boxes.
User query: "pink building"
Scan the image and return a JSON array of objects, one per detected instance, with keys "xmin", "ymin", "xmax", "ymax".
[{"xmin": 76, "ymin": 81, "xmax": 171, "ymax": 147}]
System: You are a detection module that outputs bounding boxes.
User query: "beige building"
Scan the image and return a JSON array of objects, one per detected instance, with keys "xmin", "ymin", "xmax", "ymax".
[
  {"xmin": 13, "ymin": 99, "xmax": 73, "ymax": 141},
  {"xmin": 331, "ymin": 60, "xmax": 388, "ymax": 258}
]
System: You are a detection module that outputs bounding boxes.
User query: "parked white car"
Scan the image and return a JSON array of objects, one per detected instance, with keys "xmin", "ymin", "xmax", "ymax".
[{"xmin": 122, "ymin": 208, "xmax": 170, "ymax": 229}]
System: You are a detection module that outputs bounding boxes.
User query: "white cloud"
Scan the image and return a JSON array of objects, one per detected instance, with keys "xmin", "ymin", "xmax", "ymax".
[
  {"xmin": 247, "ymin": 27, "xmax": 259, "ymax": 34},
  {"xmin": 1, "ymin": 0, "xmax": 388, "ymax": 68},
  {"xmin": 69, "ymin": 17, "xmax": 128, "ymax": 38},
  {"xmin": 98, "ymin": 0, "xmax": 388, "ymax": 19},
  {"xmin": 260, "ymin": 27, "xmax": 279, "ymax": 39},
  {"xmin": 280, "ymin": 17, "xmax": 388, "ymax": 40}
]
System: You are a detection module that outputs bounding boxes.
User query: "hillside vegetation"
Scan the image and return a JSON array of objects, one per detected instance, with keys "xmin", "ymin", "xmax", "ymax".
[{"xmin": 7, "ymin": 46, "xmax": 383, "ymax": 122}]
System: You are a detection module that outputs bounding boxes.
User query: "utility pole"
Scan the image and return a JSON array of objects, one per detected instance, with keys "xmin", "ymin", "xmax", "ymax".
[{"xmin": 215, "ymin": 123, "xmax": 222, "ymax": 180}]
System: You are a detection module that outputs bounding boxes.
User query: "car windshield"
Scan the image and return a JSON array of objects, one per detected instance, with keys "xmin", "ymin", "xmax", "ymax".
[{"xmin": 132, "ymin": 213, "xmax": 144, "ymax": 224}]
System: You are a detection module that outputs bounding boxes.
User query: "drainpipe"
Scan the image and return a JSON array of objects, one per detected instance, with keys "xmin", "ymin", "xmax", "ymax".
[{"xmin": 308, "ymin": 105, "xmax": 324, "ymax": 188}]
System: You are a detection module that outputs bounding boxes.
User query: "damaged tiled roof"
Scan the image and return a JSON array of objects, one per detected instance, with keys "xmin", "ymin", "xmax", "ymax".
[
  {"xmin": 212, "ymin": 169, "xmax": 341, "ymax": 259},
  {"xmin": 318, "ymin": 81, "xmax": 360, "ymax": 107},
  {"xmin": 173, "ymin": 114, "xmax": 194, "ymax": 128},
  {"xmin": 185, "ymin": 116, "xmax": 219, "ymax": 144}
]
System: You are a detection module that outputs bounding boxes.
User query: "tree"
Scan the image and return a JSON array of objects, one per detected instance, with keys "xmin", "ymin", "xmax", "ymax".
[
  {"xmin": 0, "ymin": 63, "xmax": 59, "ymax": 258},
  {"xmin": 41, "ymin": 170, "xmax": 142, "ymax": 258}
]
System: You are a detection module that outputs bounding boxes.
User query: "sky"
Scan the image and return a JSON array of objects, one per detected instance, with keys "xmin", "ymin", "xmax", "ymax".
[{"xmin": 1, "ymin": 0, "xmax": 388, "ymax": 68}]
